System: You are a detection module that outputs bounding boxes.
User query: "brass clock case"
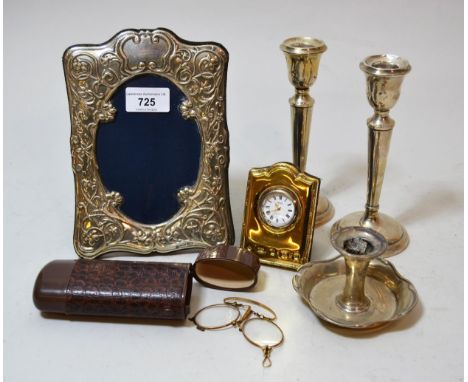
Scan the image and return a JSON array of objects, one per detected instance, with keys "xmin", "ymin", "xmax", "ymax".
[{"xmin": 241, "ymin": 162, "xmax": 320, "ymax": 270}]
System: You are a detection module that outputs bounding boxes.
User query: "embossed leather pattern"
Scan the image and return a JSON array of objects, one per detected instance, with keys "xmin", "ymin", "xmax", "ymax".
[{"xmin": 34, "ymin": 260, "xmax": 192, "ymax": 320}]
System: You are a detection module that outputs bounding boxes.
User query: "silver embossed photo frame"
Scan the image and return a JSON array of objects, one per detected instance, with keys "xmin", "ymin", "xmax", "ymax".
[{"xmin": 63, "ymin": 28, "xmax": 234, "ymax": 259}]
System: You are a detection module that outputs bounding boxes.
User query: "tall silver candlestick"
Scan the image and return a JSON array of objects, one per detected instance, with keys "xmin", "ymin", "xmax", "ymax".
[
  {"xmin": 280, "ymin": 37, "xmax": 334, "ymax": 226},
  {"xmin": 331, "ymin": 54, "xmax": 411, "ymax": 256}
]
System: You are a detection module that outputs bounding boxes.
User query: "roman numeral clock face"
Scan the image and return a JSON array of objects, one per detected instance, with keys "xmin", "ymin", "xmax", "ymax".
[{"xmin": 259, "ymin": 189, "xmax": 297, "ymax": 229}]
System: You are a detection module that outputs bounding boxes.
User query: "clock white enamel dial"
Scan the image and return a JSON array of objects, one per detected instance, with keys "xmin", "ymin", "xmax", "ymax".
[{"xmin": 259, "ymin": 189, "xmax": 297, "ymax": 228}]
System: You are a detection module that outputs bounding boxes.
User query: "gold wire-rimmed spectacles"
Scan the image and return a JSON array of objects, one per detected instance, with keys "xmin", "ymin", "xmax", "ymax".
[{"xmin": 189, "ymin": 297, "xmax": 284, "ymax": 367}]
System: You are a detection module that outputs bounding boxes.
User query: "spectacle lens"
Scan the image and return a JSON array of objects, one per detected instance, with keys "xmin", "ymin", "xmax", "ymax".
[
  {"xmin": 241, "ymin": 318, "xmax": 284, "ymax": 348},
  {"xmin": 191, "ymin": 304, "xmax": 240, "ymax": 330}
]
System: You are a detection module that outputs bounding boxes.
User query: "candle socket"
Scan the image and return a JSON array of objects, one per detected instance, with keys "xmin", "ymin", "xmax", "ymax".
[{"xmin": 331, "ymin": 54, "xmax": 411, "ymax": 257}]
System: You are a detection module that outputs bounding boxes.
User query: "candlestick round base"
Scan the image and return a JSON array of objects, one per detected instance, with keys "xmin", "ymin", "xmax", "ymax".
[
  {"xmin": 335, "ymin": 293, "xmax": 371, "ymax": 314},
  {"xmin": 314, "ymin": 194, "xmax": 334, "ymax": 227},
  {"xmin": 309, "ymin": 273, "xmax": 395, "ymax": 328},
  {"xmin": 330, "ymin": 211, "xmax": 409, "ymax": 257}
]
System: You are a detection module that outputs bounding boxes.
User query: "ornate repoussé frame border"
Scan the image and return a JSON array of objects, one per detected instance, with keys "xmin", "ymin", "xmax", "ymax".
[{"xmin": 63, "ymin": 28, "xmax": 235, "ymax": 259}]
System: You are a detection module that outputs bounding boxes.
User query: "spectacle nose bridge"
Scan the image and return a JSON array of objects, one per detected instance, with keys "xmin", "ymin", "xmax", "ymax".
[{"xmin": 238, "ymin": 305, "xmax": 253, "ymax": 325}]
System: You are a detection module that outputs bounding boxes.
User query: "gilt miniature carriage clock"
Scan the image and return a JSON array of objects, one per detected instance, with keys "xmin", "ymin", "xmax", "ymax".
[{"xmin": 241, "ymin": 162, "xmax": 320, "ymax": 270}]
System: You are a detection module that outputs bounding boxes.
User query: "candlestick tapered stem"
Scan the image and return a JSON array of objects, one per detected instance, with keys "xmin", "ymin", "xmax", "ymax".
[
  {"xmin": 290, "ymin": 91, "xmax": 313, "ymax": 170},
  {"xmin": 331, "ymin": 227, "xmax": 387, "ymax": 314},
  {"xmin": 364, "ymin": 114, "xmax": 393, "ymax": 220},
  {"xmin": 336, "ymin": 256, "xmax": 371, "ymax": 312}
]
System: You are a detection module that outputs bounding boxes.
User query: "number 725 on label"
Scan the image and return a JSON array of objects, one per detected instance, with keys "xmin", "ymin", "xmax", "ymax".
[{"xmin": 125, "ymin": 87, "xmax": 170, "ymax": 112}]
